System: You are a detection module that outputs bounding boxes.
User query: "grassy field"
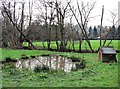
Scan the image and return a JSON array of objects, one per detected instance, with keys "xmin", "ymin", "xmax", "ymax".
[
  {"xmin": 1, "ymin": 40, "xmax": 119, "ymax": 87},
  {"xmin": 1, "ymin": 49, "xmax": 119, "ymax": 87},
  {"xmin": 23, "ymin": 40, "xmax": 119, "ymax": 50}
]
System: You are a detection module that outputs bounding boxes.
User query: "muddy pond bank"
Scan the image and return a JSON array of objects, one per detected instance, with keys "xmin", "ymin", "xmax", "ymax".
[{"xmin": 2, "ymin": 55, "xmax": 86, "ymax": 72}]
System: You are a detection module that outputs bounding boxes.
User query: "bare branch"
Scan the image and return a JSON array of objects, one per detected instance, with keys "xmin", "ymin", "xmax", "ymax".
[{"xmin": 2, "ymin": 3, "xmax": 36, "ymax": 49}]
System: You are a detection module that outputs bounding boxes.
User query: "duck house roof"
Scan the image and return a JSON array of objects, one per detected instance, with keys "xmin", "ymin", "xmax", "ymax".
[{"xmin": 100, "ymin": 46, "xmax": 116, "ymax": 54}]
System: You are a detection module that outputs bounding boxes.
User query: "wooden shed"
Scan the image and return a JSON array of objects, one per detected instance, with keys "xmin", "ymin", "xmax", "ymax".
[{"xmin": 98, "ymin": 46, "xmax": 117, "ymax": 62}]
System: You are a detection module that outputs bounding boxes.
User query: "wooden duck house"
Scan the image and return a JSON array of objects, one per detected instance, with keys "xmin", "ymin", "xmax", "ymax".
[{"xmin": 98, "ymin": 46, "xmax": 117, "ymax": 62}]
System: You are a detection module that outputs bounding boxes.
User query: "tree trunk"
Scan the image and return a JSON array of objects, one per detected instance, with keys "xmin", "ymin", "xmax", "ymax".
[{"xmin": 79, "ymin": 38, "xmax": 82, "ymax": 52}]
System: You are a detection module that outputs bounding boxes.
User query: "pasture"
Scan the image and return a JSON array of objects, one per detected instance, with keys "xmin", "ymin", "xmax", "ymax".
[{"xmin": 23, "ymin": 40, "xmax": 119, "ymax": 50}]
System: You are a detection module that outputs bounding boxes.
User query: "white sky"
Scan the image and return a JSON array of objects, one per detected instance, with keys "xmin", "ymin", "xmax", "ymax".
[
  {"xmin": 86, "ymin": 0, "xmax": 120, "ymax": 27},
  {"xmin": 31, "ymin": 0, "xmax": 120, "ymax": 27},
  {"xmin": 1, "ymin": 0, "xmax": 120, "ymax": 27}
]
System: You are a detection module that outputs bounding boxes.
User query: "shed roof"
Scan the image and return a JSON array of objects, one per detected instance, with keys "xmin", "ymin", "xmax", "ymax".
[{"xmin": 101, "ymin": 47, "xmax": 116, "ymax": 54}]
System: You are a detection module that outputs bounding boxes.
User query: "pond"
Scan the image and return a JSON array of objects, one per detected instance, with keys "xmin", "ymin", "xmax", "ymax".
[{"xmin": 16, "ymin": 55, "xmax": 85, "ymax": 72}]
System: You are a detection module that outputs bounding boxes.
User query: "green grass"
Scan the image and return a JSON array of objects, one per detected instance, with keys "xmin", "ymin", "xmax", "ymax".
[
  {"xmin": 1, "ymin": 49, "xmax": 98, "ymax": 61},
  {"xmin": 2, "ymin": 49, "xmax": 118, "ymax": 87},
  {"xmin": 1, "ymin": 49, "xmax": 53, "ymax": 61},
  {"xmin": 1, "ymin": 48, "xmax": 120, "ymax": 61},
  {"xmin": 23, "ymin": 40, "xmax": 119, "ymax": 50},
  {"xmin": 1, "ymin": 39, "xmax": 119, "ymax": 87},
  {"xmin": 2, "ymin": 63, "xmax": 118, "ymax": 87}
]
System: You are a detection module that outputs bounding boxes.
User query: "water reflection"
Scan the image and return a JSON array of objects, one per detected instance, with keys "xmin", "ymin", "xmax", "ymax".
[{"xmin": 16, "ymin": 55, "xmax": 85, "ymax": 72}]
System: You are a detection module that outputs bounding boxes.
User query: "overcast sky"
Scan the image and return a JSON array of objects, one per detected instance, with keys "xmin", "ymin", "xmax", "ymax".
[
  {"xmin": 31, "ymin": 0, "xmax": 120, "ymax": 27},
  {"xmin": 86, "ymin": 0, "xmax": 120, "ymax": 27},
  {"xmin": 1, "ymin": 0, "xmax": 120, "ymax": 27}
]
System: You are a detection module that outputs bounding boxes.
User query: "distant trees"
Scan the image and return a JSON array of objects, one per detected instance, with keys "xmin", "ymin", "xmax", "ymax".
[
  {"xmin": 88, "ymin": 26, "xmax": 92, "ymax": 38},
  {"xmin": 1, "ymin": 0, "xmax": 118, "ymax": 51},
  {"xmin": 107, "ymin": 25, "xmax": 116, "ymax": 39},
  {"xmin": 88, "ymin": 26, "xmax": 98, "ymax": 39},
  {"xmin": 87, "ymin": 25, "xmax": 119, "ymax": 40},
  {"xmin": 93, "ymin": 26, "xmax": 98, "ymax": 39},
  {"xmin": 117, "ymin": 25, "xmax": 120, "ymax": 39}
]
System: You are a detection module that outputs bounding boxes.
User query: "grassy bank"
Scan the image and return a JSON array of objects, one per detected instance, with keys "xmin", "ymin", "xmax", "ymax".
[
  {"xmin": 1, "ymin": 48, "xmax": 120, "ymax": 61},
  {"xmin": 1, "ymin": 49, "xmax": 97, "ymax": 61}
]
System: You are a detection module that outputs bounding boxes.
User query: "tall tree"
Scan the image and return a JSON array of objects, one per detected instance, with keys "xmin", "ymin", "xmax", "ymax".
[
  {"xmin": 25, "ymin": 0, "xmax": 33, "ymax": 48},
  {"xmin": 19, "ymin": 2, "xmax": 25, "ymax": 46}
]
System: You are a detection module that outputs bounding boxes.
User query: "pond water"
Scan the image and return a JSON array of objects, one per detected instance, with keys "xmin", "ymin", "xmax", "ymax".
[{"xmin": 16, "ymin": 55, "xmax": 85, "ymax": 72}]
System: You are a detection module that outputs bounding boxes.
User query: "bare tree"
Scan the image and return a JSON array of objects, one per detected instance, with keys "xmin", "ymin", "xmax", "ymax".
[
  {"xmin": 68, "ymin": 0, "xmax": 96, "ymax": 52},
  {"xmin": 107, "ymin": 9, "xmax": 118, "ymax": 26},
  {"xmin": 69, "ymin": 16, "xmax": 76, "ymax": 51},
  {"xmin": 55, "ymin": 0, "xmax": 71, "ymax": 51},
  {"xmin": 55, "ymin": 0, "xmax": 60, "ymax": 50},
  {"xmin": 46, "ymin": 1, "xmax": 55, "ymax": 49},
  {"xmin": 103, "ymin": 9, "xmax": 118, "ymax": 47},
  {"xmin": 99, "ymin": 6, "xmax": 104, "ymax": 48},
  {"xmin": 35, "ymin": 0, "xmax": 56, "ymax": 50},
  {"xmin": 19, "ymin": 2, "xmax": 25, "ymax": 46},
  {"xmin": 2, "ymin": 1, "xmax": 15, "ymax": 47},
  {"xmin": 25, "ymin": 0, "xmax": 33, "ymax": 48},
  {"xmin": 2, "ymin": 1, "xmax": 36, "ymax": 49}
]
